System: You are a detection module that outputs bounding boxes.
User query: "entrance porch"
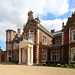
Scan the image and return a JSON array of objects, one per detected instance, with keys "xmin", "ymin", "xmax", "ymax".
[{"xmin": 18, "ymin": 39, "xmax": 34, "ymax": 65}]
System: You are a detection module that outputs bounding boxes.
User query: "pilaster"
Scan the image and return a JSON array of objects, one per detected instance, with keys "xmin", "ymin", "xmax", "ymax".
[{"xmin": 18, "ymin": 48, "xmax": 21, "ymax": 64}]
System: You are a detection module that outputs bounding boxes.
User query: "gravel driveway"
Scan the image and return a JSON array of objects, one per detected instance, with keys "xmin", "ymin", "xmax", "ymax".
[{"xmin": 0, "ymin": 62, "xmax": 75, "ymax": 75}]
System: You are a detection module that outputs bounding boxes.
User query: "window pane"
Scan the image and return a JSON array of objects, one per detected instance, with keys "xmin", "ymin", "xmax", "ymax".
[
  {"xmin": 73, "ymin": 32, "xmax": 75, "ymax": 40},
  {"xmin": 52, "ymin": 55, "xmax": 54, "ymax": 61},
  {"xmin": 72, "ymin": 49, "xmax": 75, "ymax": 61},
  {"xmin": 31, "ymin": 34, "xmax": 33, "ymax": 41},
  {"xmin": 52, "ymin": 51, "xmax": 59, "ymax": 61},
  {"xmin": 26, "ymin": 34, "xmax": 29, "ymax": 40},
  {"xmin": 43, "ymin": 36, "xmax": 46, "ymax": 44},
  {"xmin": 42, "ymin": 50, "xmax": 47, "ymax": 62}
]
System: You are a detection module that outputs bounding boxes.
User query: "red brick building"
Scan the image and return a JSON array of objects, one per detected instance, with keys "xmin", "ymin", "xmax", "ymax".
[
  {"xmin": 6, "ymin": 11, "xmax": 52, "ymax": 65},
  {"xmin": 50, "ymin": 12, "xmax": 75, "ymax": 64},
  {"xmin": 0, "ymin": 47, "xmax": 7, "ymax": 62},
  {"xmin": 5, "ymin": 11, "xmax": 75, "ymax": 65}
]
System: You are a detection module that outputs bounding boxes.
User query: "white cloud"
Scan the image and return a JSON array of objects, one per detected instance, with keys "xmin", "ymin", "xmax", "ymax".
[
  {"xmin": 41, "ymin": 18, "xmax": 68, "ymax": 32},
  {"xmin": 0, "ymin": 21, "xmax": 17, "ymax": 42},
  {"xmin": 0, "ymin": 0, "xmax": 69, "ymax": 42},
  {"xmin": 71, "ymin": 8, "xmax": 75, "ymax": 12}
]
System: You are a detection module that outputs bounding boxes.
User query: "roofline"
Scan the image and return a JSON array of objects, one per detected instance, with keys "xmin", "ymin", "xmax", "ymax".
[
  {"xmin": 38, "ymin": 25, "xmax": 53, "ymax": 37},
  {"xmin": 53, "ymin": 30, "xmax": 62, "ymax": 33},
  {"xmin": 6, "ymin": 29, "xmax": 16, "ymax": 32}
]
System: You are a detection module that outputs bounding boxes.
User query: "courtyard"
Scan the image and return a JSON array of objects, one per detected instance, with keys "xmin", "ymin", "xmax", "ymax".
[{"xmin": 0, "ymin": 62, "xmax": 75, "ymax": 75}]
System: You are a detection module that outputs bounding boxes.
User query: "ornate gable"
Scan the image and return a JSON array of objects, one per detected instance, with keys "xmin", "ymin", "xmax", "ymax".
[
  {"xmin": 66, "ymin": 12, "xmax": 75, "ymax": 27},
  {"xmin": 24, "ymin": 10, "xmax": 40, "ymax": 28}
]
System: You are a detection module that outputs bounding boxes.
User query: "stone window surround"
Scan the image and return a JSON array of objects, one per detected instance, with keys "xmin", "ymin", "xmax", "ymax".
[
  {"xmin": 42, "ymin": 49, "xmax": 47, "ymax": 62},
  {"xmin": 55, "ymin": 40, "xmax": 61, "ymax": 44},
  {"xmin": 23, "ymin": 30, "xmax": 34, "ymax": 42},
  {"xmin": 71, "ymin": 48, "xmax": 75, "ymax": 62},
  {"xmin": 13, "ymin": 42, "xmax": 18, "ymax": 49},
  {"xmin": 71, "ymin": 30, "xmax": 75, "ymax": 42},
  {"xmin": 42, "ymin": 35, "xmax": 47, "ymax": 45},
  {"xmin": 51, "ymin": 50, "xmax": 60, "ymax": 61}
]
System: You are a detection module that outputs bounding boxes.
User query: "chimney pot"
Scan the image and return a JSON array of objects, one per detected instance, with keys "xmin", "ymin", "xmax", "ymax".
[
  {"xmin": 18, "ymin": 28, "xmax": 21, "ymax": 35},
  {"xmin": 51, "ymin": 29, "xmax": 55, "ymax": 33}
]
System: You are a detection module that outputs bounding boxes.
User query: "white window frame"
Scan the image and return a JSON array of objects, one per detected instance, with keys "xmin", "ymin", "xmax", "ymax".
[
  {"xmin": 42, "ymin": 35, "xmax": 47, "ymax": 45},
  {"xmin": 51, "ymin": 50, "xmax": 60, "ymax": 61},
  {"xmin": 71, "ymin": 48, "xmax": 75, "ymax": 62},
  {"xmin": 71, "ymin": 30, "xmax": 75, "ymax": 42},
  {"xmin": 42, "ymin": 49, "xmax": 47, "ymax": 62},
  {"xmin": 30, "ymin": 32, "xmax": 34, "ymax": 42},
  {"xmin": 13, "ymin": 43, "xmax": 18, "ymax": 49},
  {"xmin": 9, "ymin": 44, "xmax": 11, "ymax": 49}
]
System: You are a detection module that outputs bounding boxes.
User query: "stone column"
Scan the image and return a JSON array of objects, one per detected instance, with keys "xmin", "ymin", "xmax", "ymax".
[
  {"xmin": 28, "ymin": 47, "xmax": 30, "ymax": 65},
  {"xmin": 31, "ymin": 46, "xmax": 33, "ymax": 64},
  {"xmin": 18, "ymin": 48, "xmax": 21, "ymax": 64},
  {"xmin": 29, "ymin": 29, "xmax": 31, "ymax": 40}
]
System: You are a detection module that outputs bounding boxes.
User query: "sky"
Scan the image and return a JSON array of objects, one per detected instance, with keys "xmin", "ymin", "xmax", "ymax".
[{"xmin": 0, "ymin": 0, "xmax": 75, "ymax": 50}]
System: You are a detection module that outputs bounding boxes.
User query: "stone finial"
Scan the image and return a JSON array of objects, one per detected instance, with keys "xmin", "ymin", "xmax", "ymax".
[{"xmin": 28, "ymin": 10, "xmax": 33, "ymax": 21}]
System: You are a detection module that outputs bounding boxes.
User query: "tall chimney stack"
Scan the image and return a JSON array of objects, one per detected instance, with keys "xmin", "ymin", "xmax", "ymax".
[
  {"xmin": 51, "ymin": 29, "xmax": 55, "ymax": 33},
  {"xmin": 62, "ymin": 22, "xmax": 64, "ymax": 29},
  {"xmin": 18, "ymin": 28, "xmax": 21, "ymax": 35}
]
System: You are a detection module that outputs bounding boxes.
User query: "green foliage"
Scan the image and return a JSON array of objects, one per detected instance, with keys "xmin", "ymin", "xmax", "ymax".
[
  {"xmin": 11, "ymin": 61, "xmax": 19, "ymax": 64},
  {"xmin": 60, "ymin": 65, "xmax": 64, "ymax": 68},
  {"xmin": 72, "ymin": 64, "xmax": 75, "ymax": 68},
  {"xmin": 37, "ymin": 61, "xmax": 75, "ymax": 69},
  {"xmin": 65, "ymin": 64, "xmax": 68, "ymax": 68},
  {"xmin": 37, "ymin": 64, "xmax": 43, "ymax": 66},
  {"xmin": 45, "ymin": 61, "xmax": 67, "ymax": 65}
]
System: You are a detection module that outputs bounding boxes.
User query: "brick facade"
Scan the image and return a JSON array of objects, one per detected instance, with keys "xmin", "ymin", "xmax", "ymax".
[{"xmin": 0, "ymin": 11, "xmax": 75, "ymax": 64}]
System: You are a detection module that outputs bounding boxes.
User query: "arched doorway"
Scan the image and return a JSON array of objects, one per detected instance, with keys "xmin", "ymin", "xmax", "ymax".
[{"xmin": 1, "ymin": 54, "xmax": 5, "ymax": 62}]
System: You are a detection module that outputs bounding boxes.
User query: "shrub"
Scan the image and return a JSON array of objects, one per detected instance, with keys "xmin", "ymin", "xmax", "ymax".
[
  {"xmin": 65, "ymin": 64, "xmax": 68, "ymax": 68},
  {"xmin": 53, "ymin": 63, "xmax": 56, "ymax": 67},
  {"xmin": 46, "ymin": 61, "xmax": 50, "ymax": 64},
  {"xmin": 60, "ymin": 65, "xmax": 64, "ymax": 68},
  {"xmin": 45, "ymin": 64, "xmax": 48, "ymax": 66},
  {"xmin": 48, "ymin": 63, "xmax": 51, "ymax": 66},
  {"xmin": 72, "ymin": 64, "xmax": 75, "ymax": 68},
  {"xmin": 37, "ymin": 64, "xmax": 43, "ymax": 66},
  {"xmin": 11, "ymin": 61, "xmax": 19, "ymax": 64},
  {"xmin": 43, "ymin": 63, "xmax": 46, "ymax": 66}
]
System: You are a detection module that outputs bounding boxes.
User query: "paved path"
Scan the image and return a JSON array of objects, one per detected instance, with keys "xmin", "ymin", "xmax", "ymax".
[{"xmin": 0, "ymin": 62, "xmax": 75, "ymax": 75}]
